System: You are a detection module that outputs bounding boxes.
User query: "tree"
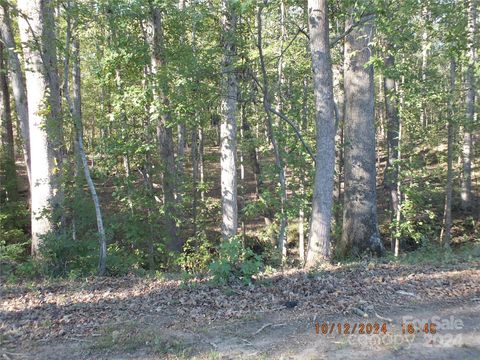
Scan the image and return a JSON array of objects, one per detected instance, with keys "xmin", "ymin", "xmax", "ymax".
[
  {"xmin": 339, "ymin": 11, "xmax": 385, "ymax": 257},
  {"xmin": 304, "ymin": 0, "xmax": 336, "ymax": 266},
  {"xmin": 148, "ymin": 5, "xmax": 178, "ymax": 250},
  {"xmin": 441, "ymin": 59, "xmax": 456, "ymax": 247},
  {"xmin": 63, "ymin": 24, "xmax": 107, "ymax": 274},
  {"xmin": 383, "ymin": 51, "xmax": 400, "ymax": 254},
  {"xmin": 0, "ymin": 3, "xmax": 30, "ymax": 184},
  {"xmin": 220, "ymin": 0, "xmax": 238, "ymax": 240},
  {"xmin": 256, "ymin": 1, "xmax": 287, "ymax": 261},
  {"xmin": 0, "ymin": 40, "xmax": 16, "ymax": 203},
  {"xmin": 461, "ymin": 0, "xmax": 476, "ymax": 210},
  {"xmin": 18, "ymin": 0, "xmax": 64, "ymax": 255}
]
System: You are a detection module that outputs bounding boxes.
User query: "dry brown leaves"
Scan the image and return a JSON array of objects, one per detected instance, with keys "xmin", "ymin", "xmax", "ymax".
[{"xmin": 1, "ymin": 262, "xmax": 479, "ymax": 345}]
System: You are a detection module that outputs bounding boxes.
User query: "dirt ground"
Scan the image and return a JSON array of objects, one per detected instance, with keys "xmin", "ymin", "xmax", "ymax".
[{"xmin": 2, "ymin": 262, "xmax": 480, "ymax": 359}]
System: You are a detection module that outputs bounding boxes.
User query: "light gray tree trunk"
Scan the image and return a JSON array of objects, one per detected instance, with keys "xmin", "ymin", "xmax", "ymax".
[
  {"xmin": 0, "ymin": 40, "xmax": 17, "ymax": 203},
  {"xmin": 298, "ymin": 76, "xmax": 309, "ymax": 264},
  {"xmin": 176, "ymin": 0, "xmax": 186, "ymax": 205},
  {"xmin": 333, "ymin": 46, "xmax": 345, "ymax": 228},
  {"xmin": 304, "ymin": 0, "xmax": 336, "ymax": 266},
  {"xmin": 148, "ymin": 6, "xmax": 179, "ymax": 250},
  {"xmin": 0, "ymin": 4, "xmax": 30, "ymax": 184},
  {"xmin": 177, "ymin": 123, "xmax": 186, "ymax": 201},
  {"xmin": 441, "ymin": 59, "xmax": 456, "ymax": 247},
  {"xmin": 18, "ymin": 0, "xmax": 64, "ymax": 255},
  {"xmin": 383, "ymin": 53, "xmax": 400, "ymax": 252},
  {"xmin": 73, "ymin": 39, "xmax": 107, "ymax": 275},
  {"xmin": 420, "ymin": 4, "xmax": 429, "ymax": 129},
  {"xmin": 257, "ymin": 3, "xmax": 287, "ymax": 260},
  {"xmin": 339, "ymin": 12, "xmax": 385, "ymax": 257},
  {"xmin": 220, "ymin": 0, "xmax": 238, "ymax": 240},
  {"xmin": 462, "ymin": 0, "xmax": 476, "ymax": 210},
  {"xmin": 199, "ymin": 127, "xmax": 205, "ymax": 201},
  {"xmin": 191, "ymin": 128, "xmax": 199, "ymax": 235},
  {"xmin": 64, "ymin": 38, "xmax": 107, "ymax": 275}
]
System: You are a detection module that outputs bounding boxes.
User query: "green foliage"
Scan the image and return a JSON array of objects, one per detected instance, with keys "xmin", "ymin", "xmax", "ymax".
[
  {"xmin": 390, "ymin": 241, "xmax": 480, "ymax": 265},
  {"xmin": 0, "ymin": 201, "xmax": 30, "ymax": 279},
  {"xmin": 38, "ymin": 230, "xmax": 99, "ymax": 277},
  {"xmin": 0, "ymin": 201, "xmax": 29, "ymax": 251},
  {"xmin": 209, "ymin": 237, "xmax": 262, "ymax": 285},
  {"xmin": 106, "ymin": 243, "xmax": 144, "ymax": 276},
  {"xmin": 245, "ymin": 232, "xmax": 282, "ymax": 268},
  {"xmin": 177, "ymin": 231, "xmax": 214, "ymax": 274}
]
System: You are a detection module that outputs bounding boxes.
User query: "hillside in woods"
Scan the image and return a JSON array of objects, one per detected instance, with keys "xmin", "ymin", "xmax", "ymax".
[{"xmin": 2, "ymin": 0, "xmax": 480, "ymax": 359}]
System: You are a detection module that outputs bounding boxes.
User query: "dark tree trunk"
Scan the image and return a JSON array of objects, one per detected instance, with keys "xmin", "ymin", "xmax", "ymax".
[{"xmin": 0, "ymin": 40, "xmax": 17, "ymax": 203}]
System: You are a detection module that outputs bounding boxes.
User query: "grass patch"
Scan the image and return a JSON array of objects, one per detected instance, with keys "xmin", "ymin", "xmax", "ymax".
[
  {"xmin": 387, "ymin": 241, "xmax": 480, "ymax": 265},
  {"xmin": 91, "ymin": 322, "xmax": 191, "ymax": 356}
]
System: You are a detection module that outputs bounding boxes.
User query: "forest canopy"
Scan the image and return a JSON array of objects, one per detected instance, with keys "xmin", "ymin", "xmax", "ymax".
[{"xmin": 0, "ymin": 0, "xmax": 479, "ymax": 281}]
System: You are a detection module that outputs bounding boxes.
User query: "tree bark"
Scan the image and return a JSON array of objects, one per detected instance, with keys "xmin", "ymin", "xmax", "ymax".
[
  {"xmin": 339, "ymin": 12, "xmax": 385, "ymax": 257},
  {"xmin": 0, "ymin": 4, "xmax": 30, "ymax": 184},
  {"xmin": 304, "ymin": 0, "xmax": 336, "ymax": 266},
  {"xmin": 298, "ymin": 76, "xmax": 308, "ymax": 264},
  {"xmin": 220, "ymin": 0, "xmax": 238, "ymax": 240},
  {"xmin": 191, "ymin": 128, "xmax": 199, "ymax": 235},
  {"xmin": 176, "ymin": 0, "xmax": 186, "ymax": 205},
  {"xmin": 18, "ymin": 0, "xmax": 64, "ymax": 256},
  {"xmin": 199, "ymin": 127, "xmax": 205, "ymax": 201},
  {"xmin": 383, "ymin": 52, "xmax": 400, "ymax": 251},
  {"xmin": 148, "ymin": 6, "xmax": 179, "ymax": 250},
  {"xmin": 441, "ymin": 60, "xmax": 456, "ymax": 247},
  {"xmin": 0, "ymin": 40, "xmax": 17, "ymax": 203},
  {"xmin": 64, "ymin": 38, "xmax": 107, "ymax": 275},
  {"xmin": 462, "ymin": 0, "xmax": 476, "ymax": 210},
  {"xmin": 257, "ymin": 3, "xmax": 287, "ymax": 260},
  {"xmin": 420, "ymin": 4, "xmax": 429, "ymax": 129}
]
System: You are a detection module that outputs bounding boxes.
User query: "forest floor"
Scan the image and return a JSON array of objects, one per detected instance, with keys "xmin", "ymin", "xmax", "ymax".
[{"xmin": 2, "ymin": 260, "xmax": 480, "ymax": 359}]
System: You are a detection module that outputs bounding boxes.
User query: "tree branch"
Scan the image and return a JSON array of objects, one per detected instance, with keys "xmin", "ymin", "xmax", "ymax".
[
  {"xmin": 330, "ymin": 14, "xmax": 375, "ymax": 48},
  {"xmin": 268, "ymin": 106, "xmax": 316, "ymax": 162}
]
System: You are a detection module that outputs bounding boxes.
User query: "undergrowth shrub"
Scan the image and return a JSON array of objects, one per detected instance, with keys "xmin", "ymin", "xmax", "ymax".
[
  {"xmin": 177, "ymin": 231, "xmax": 214, "ymax": 274},
  {"xmin": 0, "ymin": 201, "xmax": 30, "ymax": 279},
  {"xmin": 39, "ymin": 230, "xmax": 99, "ymax": 277},
  {"xmin": 209, "ymin": 237, "xmax": 262, "ymax": 285}
]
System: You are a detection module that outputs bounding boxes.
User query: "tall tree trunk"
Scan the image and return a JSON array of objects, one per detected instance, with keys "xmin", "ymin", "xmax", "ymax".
[
  {"xmin": 0, "ymin": 40, "xmax": 17, "ymax": 203},
  {"xmin": 257, "ymin": 3, "xmax": 287, "ymax": 260},
  {"xmin": 65, "ymin": 38, "xmax": 107, "ymax": 275},
  {"xmin": 42, "ymin": 0, "xmax": 65, "ymax": 221},
  {"xmin": 148, "ymin": 6, "xmax": 179, "ymax": 250},
  {"xmin": 462, "ymin": 0, "xmax": 476, "ymax": 210},
  {"xmin": 191, "ymin": 128, "xmax": 199, "ymax": 235},
  {"xmin": 198, "ymin": 127, "xmax": 205, "ymax": 201},
  {"xmin": 305, "ymin": 0, "xmax": 336, "ymax": 266},
  {"xmin": 333, "ymin": 58, "xmax": 345, "ymax": 228},
  {"xmin": 441, "ymin": 60, "xmax": 456, "ymax": 247},
  {"xmin": 420, "ymin": 4, "xmax": 429, "ymax": 129},
  {"xmin": 177, "ymin": 123, "xmax": 186, "ymax": 202},
  {"xmin": 243, "ymin": 104, "xmax": 262, "ymax": 198},
  {"xmin": 276, "ymin": 0, "xmax": 286, "ymax": 116},
  {"xmin": 383, "ymin": 53, "xmax": 400, "ymax": 251},
  {"xmin": 18, "ymin": 0, "xmax": 64, "ymax": 256},
  {"xmin": 298, "ymin": 76, "xmax": 309, "ymax": 264},
  {"xmin": 339, "ymin": 12, "xmax": 385, "ymax": 257},
  {"xmin": 220, "ymin": 0, "xmax": 238, "ymax": 240},
  {"xmin": 176, "ymin": 0, "xmax": 186, "ymax": 205},
  {"xmin": 0, "ymin": 4, "xmax": 30, "ymax": 184}
]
